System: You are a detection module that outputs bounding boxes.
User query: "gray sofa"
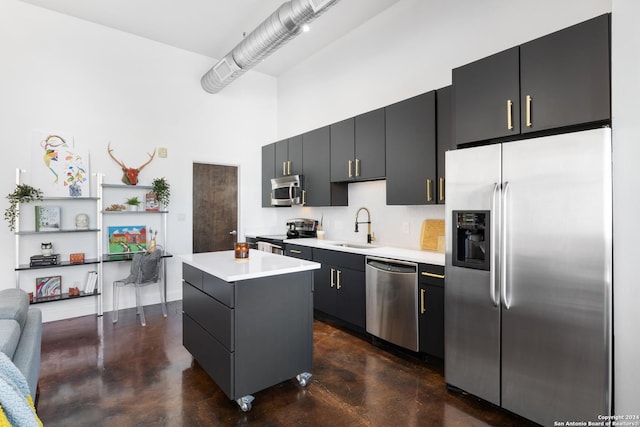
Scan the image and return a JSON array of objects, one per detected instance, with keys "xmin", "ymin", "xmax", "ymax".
[{"xmin": 0, "ymin": 288, "xmax": 42, "ymax": 398}]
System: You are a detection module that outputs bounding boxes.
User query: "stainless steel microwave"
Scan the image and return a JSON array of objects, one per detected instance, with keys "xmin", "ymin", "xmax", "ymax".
[{"xmin": 270, "ymin": 175, "xmax": 304, "ymax": 206}]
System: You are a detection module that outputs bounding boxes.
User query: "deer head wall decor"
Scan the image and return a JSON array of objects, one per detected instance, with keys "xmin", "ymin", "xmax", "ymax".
[{"xmin": 107, "ymin": 143, "xmax": 156, "ymax": 185}]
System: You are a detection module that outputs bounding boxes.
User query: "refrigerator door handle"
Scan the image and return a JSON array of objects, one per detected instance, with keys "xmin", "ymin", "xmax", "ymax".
[
  {"xmin": 490, "ymin": 182, "xmax": 500, "ymax": 307},
  {"xmin": 501, "ymin": 181, "xmax": 511, "ymax": 310}
]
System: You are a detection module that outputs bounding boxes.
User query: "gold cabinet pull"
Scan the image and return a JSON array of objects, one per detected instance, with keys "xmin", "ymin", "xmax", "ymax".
[
  {"xmin": 421, "ymin": 271, "xmax": 445, "ymax": 279},
  {"xmin": 420, "ymin": 288, "xmax": 426, "ymax": 314},
  {"xmin": 282, "ymin": 161, "xmax": 287, "ymax": 176},
  {"xmin": 336, "ymin": 269, "xmax": 342, "ymax": 289},
  {"xmin": 355, "ymin": 159, "xmax": 360, "ymax": 177},
  {"xmin": 289, "ymin": 249, "xmax": 302, "ymax": 254},
  {"xmin": 302, "ymin": 190, "xmax": 306, "ymax": 206},
  {"xmin": 426, "ymin": 179, "xmax": 433, "ymax": 202},
  {"xmin": 439, "ymin": 177, "xmax": 445, "ymax": 202},
  {"xmin": 330, "ymin": 268, "xmax": 335, "ymax": 287},
  {"xmin": 526, "ymin": 95, "xmax": 532, "ymax": 127},
  {"xmin": 348, "ymin": 160, "xmax": 353, "ymax": 178},
  {"xmin": 507, "ymin": 99, "xmax": 513, "ymax": 130},
  {"xmin": 287, "ymin": 160, "xmax": 291, "ymax": 175}
]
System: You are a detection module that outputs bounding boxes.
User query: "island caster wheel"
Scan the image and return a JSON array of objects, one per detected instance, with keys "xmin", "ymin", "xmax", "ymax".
[
  {"xmin": 296, "ymin": 372, "xmax": 312, "ymax": 387},
  {"xmin": 236, "ymin": 395, "xmax": 254, "ymax": 412}
]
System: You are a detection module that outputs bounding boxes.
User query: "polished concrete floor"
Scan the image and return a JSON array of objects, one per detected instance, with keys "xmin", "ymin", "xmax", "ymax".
[{"xmin": 37, "ymin": 301, "xmax": 536, "ymax": 426}]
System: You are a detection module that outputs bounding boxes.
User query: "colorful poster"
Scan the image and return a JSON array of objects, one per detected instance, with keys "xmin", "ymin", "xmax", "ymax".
[
  {"xmin": 108, "ymin": 225, "xmax": 147, "ymax": 254},
  {"xmin": 36, "ymin": 276, "xmax": 61, "ymax": 297}
]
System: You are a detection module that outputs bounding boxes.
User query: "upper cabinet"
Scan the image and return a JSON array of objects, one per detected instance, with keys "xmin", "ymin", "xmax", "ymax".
[
  {"xmin": 453, "ymin": 14, "xmax": 610, "ymax": 146},
  {"xmin": 436, "ymin": 86, "xmax": 454, "ymax": 204},
  {"xmin": 261, "ymin": 143, "xmax": 275, "ymax": 208},
  {"xmin": 385, "ymin": 91, "xmax": 437, "ymax": 205},
  {"xmin": 275, "ymin": 135, "xmax": 303, "ymax": 177},
  {"xmin": 331, "ymin": 108, "xmax": 385, "ymax": 182},
  {"xmin": 303, "ymin": 126, "xmax": 348, "ymax": 207}
]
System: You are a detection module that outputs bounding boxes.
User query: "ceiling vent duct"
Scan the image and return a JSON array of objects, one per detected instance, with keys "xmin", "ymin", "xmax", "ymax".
[{"xmin": 201, "ymin": 0, "xmax": 339, "ymax": 94}]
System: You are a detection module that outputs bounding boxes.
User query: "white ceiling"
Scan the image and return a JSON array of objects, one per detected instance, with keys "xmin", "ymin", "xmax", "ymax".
[{"xmin": 19, "ymin": 0, "xmax": 402, "ymax": 76}]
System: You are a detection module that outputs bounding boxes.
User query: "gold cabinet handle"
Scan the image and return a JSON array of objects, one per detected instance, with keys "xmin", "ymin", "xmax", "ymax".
[
  {"xmin": 507, "ymin": 99, "xmax": 513, "ymax": 130},
  {"xmin": 439, "ymin": 177, "xmax": 445, "ymax": 202},
  {"xmin": 287, "ymin": 160, "xmax": 291, "ymax": 175},
  {"xmin": 330, "ymin": 268, "xmax": 335, "ymax": 287},
  {"xmin": 526, "ymin": 95, "xmax": 532, "ymax": 127},
  {"xmin": 348, "ymin": 160, "xmax": 353, "ymax": 178},
  {"xmin": 302, "ymin": 190, "xmax": 306, "ymax": 206},
  {"xmin": 336, "ymin": 269, "xmax": 342, "ymax": 289},
  {"xmin": 426, "ymin": 179, "xmax": 433, "ymax": 202},
  {"xmin": 355, "ymin": 159, "xmax": 360, "ymax": 177},
  {"xmin": 420, "ymin": 288, "xmax": 426, "ymax": 314},
  {"xmin": 289, "ymin": 249, "xmax": 302, "ymax": 254},
  {"xmin": 421, "ymin": 271, "xmax": 445, "ymax": 279},
  {"xmin": 282, "ymin": 161, "xmax": 286, "ymax": 176}
]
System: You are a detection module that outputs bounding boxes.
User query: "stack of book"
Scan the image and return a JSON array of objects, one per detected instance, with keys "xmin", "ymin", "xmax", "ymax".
[
  {"xmin": 84, "ymin": 271, "xmax": 98, "ymax": 294},
  {"xmin": 30, "ymin": 254, "xmax": 60, "ymax": 267}
]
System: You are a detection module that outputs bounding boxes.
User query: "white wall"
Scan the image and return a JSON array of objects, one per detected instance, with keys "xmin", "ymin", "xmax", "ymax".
[
  {"xmin": 268, "ymin": 0, "xmax": 611, "ymax": 249},
  {"xmin": 0, "ymin": 0, "xmax": 278, "ymax": 321},
  {"xmin": 611, "ymin": 0, "xmax": 640, "ymax": 416}
]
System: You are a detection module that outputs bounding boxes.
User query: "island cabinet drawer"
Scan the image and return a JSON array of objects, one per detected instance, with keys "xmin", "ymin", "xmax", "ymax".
[
  {"xmin": 183, "ymin": 263, "xmax": 203, "ymax": 290},
  {"xmin": 202, "ymin": 272, "xmax": 235, "ymax": 308},
  {"xmin": 313, "ymin": 248, "xmax": 365, "ymax": 271},
  {"xmin": 183, "ymin": 314, "xmax": 234, "ymax": 399},
  {"xmin": 183, "ymin": 282, "xmax": 235, "ymax": 351}
]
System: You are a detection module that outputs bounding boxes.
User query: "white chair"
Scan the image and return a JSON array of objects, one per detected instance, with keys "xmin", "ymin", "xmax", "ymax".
[{"xmin": 112, "ymin": 247, "xmax": 167, "ymax": 326}]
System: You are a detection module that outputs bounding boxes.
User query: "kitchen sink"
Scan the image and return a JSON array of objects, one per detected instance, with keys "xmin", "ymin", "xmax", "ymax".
[{"xmin": 327, "ymin": 242, "xmax": 378, "ymax": 250}]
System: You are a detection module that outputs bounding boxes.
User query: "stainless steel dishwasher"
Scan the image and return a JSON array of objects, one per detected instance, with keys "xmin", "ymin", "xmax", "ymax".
[{"xmin": 365, "ymin": 256, "xmax": 419, "ymax": 352}]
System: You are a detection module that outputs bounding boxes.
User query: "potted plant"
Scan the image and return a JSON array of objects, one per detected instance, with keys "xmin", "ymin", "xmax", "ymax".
[
  {"xmin": 4, "ymin": 184, "xmax": 43, "ymax": 231},
  {"xmin": 151, "ymin": 177, "xmax": 170, "ymax": 208},
  {"xmin": 124, "ymin": 196, "xmax": 141, "ymax": 211}
]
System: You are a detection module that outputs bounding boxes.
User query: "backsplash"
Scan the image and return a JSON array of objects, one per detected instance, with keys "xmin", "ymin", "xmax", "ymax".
[{"xmin": 265, "ymin": 180, "xmax": 445, "ymax": 250}]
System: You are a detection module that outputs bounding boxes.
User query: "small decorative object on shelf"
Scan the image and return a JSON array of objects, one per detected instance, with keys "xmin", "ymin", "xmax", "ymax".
[
  {"xmin": 35, "ymin": 206, "xmax": 61, "ymax": 231},
  {"xmin": 148, "ymin": 228, "xmax": 158, "ymax": 253},
  {"xmin": 68, "ymin": 287, "xmax": 80, "ymax": 297},
  {"xmin": 40, "ymin": 242, "xmax": 53, "ymax": 256},
  {"xmin": 105, "ymin": 203, "xmax": 126, "ymax": 211},
  {"xmin": 75, "ymin": 213, "xmax": 89, "ymax": 230},
  {"xmin": 28, "ymin": 292, "xmax": 33, "ymax": 303},
  {"xmin": 107, "ymin": 142, "xmax": 156, "ymax": 185},
  {"xmin": 145, "ymin": 193, "xmax": 159, "ymax": 211},
  {"xmin": 84, "ymin": 271, "xmax": 98, "ymax": 294},
  {"xmin": 4, "ymin": 183, "xmax": 43, "ymax": 231},
  {"xmin": 69, "ymin": 253, "xmax": 85, "ymax": 264},
  {"xmin": 36, "ymin": 275, "xmax": 61, "ymax": 297},
  {"xmin": 124, "ymin": 197, "xmax": 140, "ymax": 211},
  {"xmin": 151, "ymin": 177, "xmax": 170, "ymax": 208},
  {"xmin": 30, "ymin": 253, "xmax": 60, "ymax": 267}
]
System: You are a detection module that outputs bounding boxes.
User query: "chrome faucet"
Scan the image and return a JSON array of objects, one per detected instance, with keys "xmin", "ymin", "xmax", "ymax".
[{"xmin": 355, "ymin": 207, "xmax": 375, "ymax": 244}]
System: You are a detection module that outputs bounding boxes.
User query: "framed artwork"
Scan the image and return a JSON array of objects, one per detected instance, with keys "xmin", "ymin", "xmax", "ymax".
[
  {"xmin": 30, "ymin": 131, "xmax": 90, "ymax": 198},
  {"xmin": 35, "ymin": 206, "xmax": 61, "ymax": 232},
  {"xmin": 108, "ymin": 225, "xmax": 147, "ymax": 254},
  {"xmin": 36, "ymin": 275, "xmax": 61, "ymax": 297}
]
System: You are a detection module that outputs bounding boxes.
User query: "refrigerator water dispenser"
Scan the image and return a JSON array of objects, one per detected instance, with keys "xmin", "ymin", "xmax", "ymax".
[{"xmin": 452, "ymin": 211, "xmax": 490, "ymax": 270}]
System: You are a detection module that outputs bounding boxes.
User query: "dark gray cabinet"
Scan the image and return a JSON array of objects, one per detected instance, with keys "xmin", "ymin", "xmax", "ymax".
[
  {"xmin": 303, "ymin": 126, "xmax": 348, "ymax": 207},
  {"xmin": 312, "ymin": 248, "xmax": 366, "ymax": 330},
  {"xmin": 418, "ymin": 264, "xmax": 444, "ymax": 358},
  {"xmin": 385, "ymin": 91, "xmax": 437, "ymax": 205},
  {"xmin": 454, "ymin": 14, "xmax": 610, "ymax": 146},
  {"xmin": 331, "ymin": 109, "xmax": 385, "ymax": 182},
  {"xmin": 182, "ymin": 263, "xmax": 314, "ymax": 405},
  {"xmin": 283, "ymin": 243, "xmax": 313, "ymax": 260},
  {"xmin": 261, "ymin": 143, "xmax": 275, "ymax": 207},
  {"xmin": 275, "ymin": 135, "xmax": 303, "ymax": 177},
  {"xmin": 436, "ymin": 85, "xmax": 455, "ymax": 204}
]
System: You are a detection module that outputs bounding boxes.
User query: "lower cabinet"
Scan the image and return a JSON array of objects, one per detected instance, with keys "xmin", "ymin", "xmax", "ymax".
[
  {"xmin": 418, "ymin": 264, "xmax": 445, "ymax": 358},
  {"xmin": 312, "ymin": 248, "xmax": 366, "ymax": 330}
]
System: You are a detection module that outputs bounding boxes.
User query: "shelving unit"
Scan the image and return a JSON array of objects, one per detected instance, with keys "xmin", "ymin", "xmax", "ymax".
[{"xmin": 14, "ymin": 168, "xmax": 103, "ymax": 313}]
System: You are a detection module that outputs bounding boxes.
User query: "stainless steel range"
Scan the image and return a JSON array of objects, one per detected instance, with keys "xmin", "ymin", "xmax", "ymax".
[{"xmin": 255, "ymin": 218, "xmax": 317, "ymax": 254}]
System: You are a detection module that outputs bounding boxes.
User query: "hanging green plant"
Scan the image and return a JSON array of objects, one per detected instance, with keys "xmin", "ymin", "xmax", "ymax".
[
  {"xmin": 5, "ymin": 184, "xmax": 44, "ymax": 231},
  {"xmin": 151, "ymin": 177, "xmax": 170, "ymax": 207}
]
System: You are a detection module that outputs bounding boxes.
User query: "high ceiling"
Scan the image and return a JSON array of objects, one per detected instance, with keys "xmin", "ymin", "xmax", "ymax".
[{"xmin": 19, "ymin": 0, "xmax": 402, "ymax": 76}]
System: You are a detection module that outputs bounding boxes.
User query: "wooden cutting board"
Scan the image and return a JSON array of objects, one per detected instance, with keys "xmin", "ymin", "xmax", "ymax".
[{"xmin": 420, "ymin": 219, "xmax": 445, "ymax": 252}]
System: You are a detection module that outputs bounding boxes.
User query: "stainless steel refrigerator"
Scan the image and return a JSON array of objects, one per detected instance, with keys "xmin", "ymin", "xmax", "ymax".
[{"xmin": 444, "ymin": 128, "xmax": 612, "ymax": 426}]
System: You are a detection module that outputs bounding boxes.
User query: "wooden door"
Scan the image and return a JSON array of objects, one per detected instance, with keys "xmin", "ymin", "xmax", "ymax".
[{"xmin": 193, "ymin": 163, "xmax": 238, "ymax": 253}]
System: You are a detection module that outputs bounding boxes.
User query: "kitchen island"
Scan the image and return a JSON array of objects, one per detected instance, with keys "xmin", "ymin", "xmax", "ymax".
[{"xmin": 180, "ymin": 250, "xmax": 320, "ymax": 412}]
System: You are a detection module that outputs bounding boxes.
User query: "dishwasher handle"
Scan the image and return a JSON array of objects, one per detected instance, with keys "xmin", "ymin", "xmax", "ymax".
[{"xmin": 366, "ymin": 257, "xmax": 417, "ymax": 274}]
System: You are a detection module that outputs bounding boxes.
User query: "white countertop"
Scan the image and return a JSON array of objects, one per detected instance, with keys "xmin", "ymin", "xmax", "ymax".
[
  {"xmin": 179, "ymin": 250, "xmax": 321, "ymax": 282},
  {"xmin": 283, "ymin": 238, "xmax": 445, "ymax": 266}
]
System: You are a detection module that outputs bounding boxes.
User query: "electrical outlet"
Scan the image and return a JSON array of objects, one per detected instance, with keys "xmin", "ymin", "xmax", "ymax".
[
  {"xmin": 158, "ymin": 147, "xmax": 168, "ymax": 158},
  {"xmin": 402, "ymin": 222, "xmax": 410, "ymax": 234}
]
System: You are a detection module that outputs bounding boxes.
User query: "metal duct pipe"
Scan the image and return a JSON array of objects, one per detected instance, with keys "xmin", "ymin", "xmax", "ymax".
[{"xmin": 201, "ymin": 0, "xmax": 339, "ymax": 94}]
